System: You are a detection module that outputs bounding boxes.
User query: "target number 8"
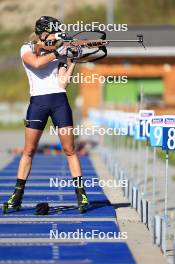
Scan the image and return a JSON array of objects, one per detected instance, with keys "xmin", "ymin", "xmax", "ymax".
[{"xmin": 167, "ymin": 128, "xmax": 175, "ymax": 150}]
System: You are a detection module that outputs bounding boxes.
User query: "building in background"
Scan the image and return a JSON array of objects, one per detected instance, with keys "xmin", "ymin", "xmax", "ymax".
[{"xmin": 79, "ymin": 26, "xmax": 175, "ymax": 116}]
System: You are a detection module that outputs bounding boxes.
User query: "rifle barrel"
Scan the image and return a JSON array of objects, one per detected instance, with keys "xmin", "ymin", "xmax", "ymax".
[
  {"xmin": 106, "ymin": 39, "xmax": 142, "ymax": 42},
  {"xmin": 63, "ymin": 39, "xmax": 142, "ymax": 43}
]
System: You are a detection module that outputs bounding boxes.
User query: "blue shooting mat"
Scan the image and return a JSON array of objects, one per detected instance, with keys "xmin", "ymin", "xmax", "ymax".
[
  {"xmin": 0, "ymin": 185, "xmax": 103, "ymax": 192},
  {"xmin": 0, "ymin": 176, "xmax": 103, "ymax": 187},
  {"xmin": 0, "ymin": 154, "xmax": 135, "ymax": 263},
  {"xmin": 0, "ymin": 193, "xmax": 107, "ymax": 203},
  {"xmin": 0, "ymin": 171, "xmax": 98, "ymax": 178},
  {"xmin": 0, "ymin": 243, "xmax": 136, "ymax": 264},
  {"xmin": 0, "ymin": 205, "xmax": 115, "ymax": 219},
  {"xmin": 0, "ymin": 175, "xmax": 99, "ymax": 182},
  {"xmin": 0, "ymin": 203, "xmax": 115, "ymax": 218},
  {"xmin": 3, "ymin": 165, "xmax": 96, "ymax": 171},
  {"xmin": 2, "ymin": 155, "xmax": 96, "ymax": 172},
  {"xmin": 0, "ymin": 220, "xmax": 119, "ymax": 237}
]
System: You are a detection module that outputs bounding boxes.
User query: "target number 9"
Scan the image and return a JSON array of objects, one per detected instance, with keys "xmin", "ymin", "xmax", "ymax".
[{"xmin": 154, "ymin": 127, "xmax": 162, "ymax": 146}]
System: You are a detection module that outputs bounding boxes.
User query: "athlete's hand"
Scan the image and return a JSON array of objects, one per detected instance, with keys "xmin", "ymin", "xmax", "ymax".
[
  {"xmin": 58, "ymin": 55, "xmax": 68, "ymax": 69},
  {"xmin": 54, "ymin": 46, "xmax": 67, "ymax": 59},
  {"xmin": 56, "ymin": 46, "xmax": 67, "ymax": 56},
  {"xmin": 71, "ymin": 46, "xmax": 82, "ymax": 64}
]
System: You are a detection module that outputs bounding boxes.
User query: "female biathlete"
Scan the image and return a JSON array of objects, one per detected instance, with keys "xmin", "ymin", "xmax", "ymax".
[{"xmin": 3, "ymin": 16, "xmax": 89, "ymax": 214}]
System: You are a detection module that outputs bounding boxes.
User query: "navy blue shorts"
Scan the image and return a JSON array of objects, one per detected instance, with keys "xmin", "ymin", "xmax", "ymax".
[{"xmin": 25, "ymin": 93, "xmax": 73, "ymax": 130}]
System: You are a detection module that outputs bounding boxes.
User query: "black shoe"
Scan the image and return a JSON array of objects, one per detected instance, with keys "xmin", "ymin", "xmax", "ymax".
[
  {"xmin": 75, "ymin": 188, "xmax": 89, "ymax": 213},
  {"xmin": 3, "ymin": 187, "xmax": 24, "ymax": 214}
]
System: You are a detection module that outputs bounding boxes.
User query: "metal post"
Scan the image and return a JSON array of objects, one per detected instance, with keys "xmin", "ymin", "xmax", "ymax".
[
  {"xmin": 161, "ymin": 150, "xmax": 169, "ymax": 256},
  {"xmin": 143, "ymin": 140, "xmax": 149, "ymax": 195},
  {"xmin": 139, "ymin": 85, "xmax": 144, "ymax": 110},
  {"xmin": 106, "ymin": 0, "xmax": 114, "ymax": 25},
  {"xmin": 137, "ymin": 140, "xmax": 141, "ymax": 184},
  {"xmin": 165, "ymin": 150, "xmax": 169, "ymax": 218},
  {"xmin": 173, "ymin": 240, "xmax": 175, "ymax": 264},
  {"xmin": 59, "ymin": 0, "xmax": 64, "ymax": 22},
  {"xmin": 132, "ymin": 139, "xmax": 136, "ymax": 180},
  {"xmin": 125, "ymin": 136, "xmax": 130, "ymax": 175},
  {"xmin": 152, "ymin": 147, "xmax": 157, "ymax": 220}
]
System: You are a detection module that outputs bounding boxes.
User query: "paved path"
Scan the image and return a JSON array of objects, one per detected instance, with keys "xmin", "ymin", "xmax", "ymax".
[{"xmin": 91, "ymin": 152, "xmax": 167, "ymax": 264}]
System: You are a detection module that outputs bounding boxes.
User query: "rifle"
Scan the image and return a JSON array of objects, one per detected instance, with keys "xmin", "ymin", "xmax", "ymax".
[{"xmin": 33, "ymin": 30, "xmax": 145, "ymax": 63}]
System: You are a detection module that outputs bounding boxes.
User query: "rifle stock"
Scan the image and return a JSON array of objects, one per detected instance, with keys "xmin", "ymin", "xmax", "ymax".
[{"xmin": 34, "ymin": 39, "xmax": 109, "ymax": 55}]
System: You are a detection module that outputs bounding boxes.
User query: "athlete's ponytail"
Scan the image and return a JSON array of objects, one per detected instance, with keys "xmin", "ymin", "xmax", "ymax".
[{"xmin": 29, "ymin": 32, "xmax": 40, "ymax": 44}]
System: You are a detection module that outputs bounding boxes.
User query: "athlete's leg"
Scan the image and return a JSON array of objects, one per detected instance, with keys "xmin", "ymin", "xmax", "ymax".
[
  {"xmin": 17, "ymin": 95, "xmax": 49, "ymax": 181},
  {"xmin": 58, "ymin": 127, "xmax": 89, "ymax": 213},
  {"xmin": 50, "ymin": 93, "xmax": 89, "ymax": 212},
  {"xmin": 58, "ymin": 126, "xmax": 81, "ymax": 177},
  {"xmin": 3, "ymin": 94, "xmax": 50, "ymax": 213},
  {"xmin": 17, "ymin": 127, "xmax": 43, "ymax": 180},
  {"xmin": 3, "ymin": 128, "xmax": 43, "ymax": 213}
]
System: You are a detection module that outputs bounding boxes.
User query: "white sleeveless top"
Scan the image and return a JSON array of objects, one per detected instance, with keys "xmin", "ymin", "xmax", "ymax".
[{"xmin": 20, "ymin": 44, "xmax": 66, "ymax": 96}]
